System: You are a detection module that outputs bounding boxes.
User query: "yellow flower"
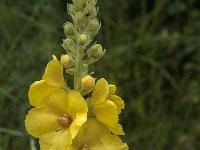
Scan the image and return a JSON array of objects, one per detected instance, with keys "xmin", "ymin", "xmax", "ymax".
[
  {"xmin": 67, "ymin": 119, "xmax": 128, "ymax": 150},
  {"xmin": 25, "ymin": 90, "xmax": 88, "ymax": 149},
  {"xmin": 28, "ymin": 58, "xmax": 66, "ymax": 107},
  {"xmin": 81, "ymin": 75, "xmax": 95, "ymax": 93},
  {"xmin": 88, "ymin": 78, "xmax": 125, "ymax": 135}
]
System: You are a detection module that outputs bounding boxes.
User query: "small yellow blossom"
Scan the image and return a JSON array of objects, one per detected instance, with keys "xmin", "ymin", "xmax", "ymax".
[
  {"xmin": 25, "ymin": 90, "xmax": 88, "ymax": 149},
  {"xmin": 81, "ymin": 75, "xmax": 95, "ymax": 93},
  {"xmin": 60, "ymin": 54, "xmax": 73, "ymax": 68},
  {"xmin": 88, "ymin": 78, "xmax": 125, "ymax": 135},
  {"xmin": 28, "ymin": 59, "xmax": 66, "ymax": 107},
  {"xmin": 67, "ymin": 119, "xmax": 128, "ymax": 150}
]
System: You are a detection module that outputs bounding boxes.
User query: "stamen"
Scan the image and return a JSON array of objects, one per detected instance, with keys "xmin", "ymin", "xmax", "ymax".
[
  {"xmin": 81, "ymin": 144, "xmax": 90, "ymax": 150},
  {"xmin": 57, "ymin": 114, "xmax": 71, "ymax": 127}
]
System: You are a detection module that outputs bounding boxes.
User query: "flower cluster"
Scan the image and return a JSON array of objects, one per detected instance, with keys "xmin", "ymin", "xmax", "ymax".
[{"xmin": 25, "ymin": 0, "xmax": 128, "ymax": 149}]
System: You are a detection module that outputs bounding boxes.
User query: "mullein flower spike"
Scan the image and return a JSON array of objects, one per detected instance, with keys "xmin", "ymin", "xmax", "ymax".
[{"xmin": 25, "ymin": 0, "xmax": 128, "ymax": 149}]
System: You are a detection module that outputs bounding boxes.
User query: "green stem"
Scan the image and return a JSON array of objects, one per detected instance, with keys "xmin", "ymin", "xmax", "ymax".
[{"xmin": 74, "ymin": 45, "xmax": 84, "ymax": 91}]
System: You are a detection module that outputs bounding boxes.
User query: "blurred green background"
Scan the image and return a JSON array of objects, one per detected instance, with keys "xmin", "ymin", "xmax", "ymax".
[{"xmin": 0, "ymin": 0, "xmax": 200, "ymax": 149}]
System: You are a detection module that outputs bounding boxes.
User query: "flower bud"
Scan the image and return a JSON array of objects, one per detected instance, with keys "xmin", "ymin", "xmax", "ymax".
[
  {"xmin": 84, "ymin": 4, "xmax": 97, "ymax": 20},
  {"xmin": 73, "ymin": 0, "xmax": 83, "ymax": 6},
  {"xmin": 81, "ymin": 75, "xmax": 95, "ymax": 92},
  {"xmin": 87, "ymin": 19, "xmax": 100, "ymax": 31},
  {"xmin": 88, "ymin": 0, "xmax": 97, "ymax": 6},
  {"xmin": 86, "ymin": 19, "xmax": 100, "ymax": 38},
  {"xmin": 60, "ymin": 55, "xmax": 74, "ymax": 68},
  {"xmin": 80, "ymin": 0, "xmax": 88, "ymax": 7},
  {"xmin": 73, "ymin": 11, "xmax": 85, "ymax": 26},
  {"xmin": 67, "ymin": 4, "xmax": 77, "ymax": 16},
  {"xmin": 87, "ymin": 44, "xmax": 104, "ymax": 58},
  {"xmin": 62, "ymin": 38, "xmax": 76, "ymax": 53},
  {"xmin": 64, "ymin": 22, "xmax": 78, "ymax": 37},
  {"xmin": 78, "ymin": 34, "xmax": 89, "ymax": 45}
]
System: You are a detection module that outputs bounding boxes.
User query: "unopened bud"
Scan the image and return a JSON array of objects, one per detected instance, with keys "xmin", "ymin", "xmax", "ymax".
[
  {"xmin": 74, "ymin": 0, "xmax": 90, "ymax": 10},
  {"xmin": 60, "ymin": 55, "xmax": 74, "ymax": 68},
  {"xmin": 73, "ymin": 0, "xmax": 83, "ymax": 7},
  {"xmin": 87, "ymin": 44, "xmax": 104, "ymax": 58},
  {"xmin": 88, "ymin": 0, "xmax": 97, "ymax": 6},
  {"xmin": 62, "ymin": 38, "xmax": 76, "ymax": 53},
  {"xmin": 87, "ymin": 19, "xmax": 100, "ymax": 31},
  {"xmin": 83, "ymin": 44, "xmax": 105, "ymax": 64},
  {"xmin": 86, "ymin": 19, "xmax": 100, "ymax": 38},
  {"xmin": 81, "ymin": 75, "xmax": 95, "ymax": 92},
  {"xmin": 73, "ymin": 11, "xmax": 85, "ymax": 26},
  {"xmin": 78, "ymin": 34, "xmax": 89, "ymax": 45},
  {"xmin": 67, "ymin": 4, "xmax": 77, "ymax": 16},
  {"xmin": 64, "ymin": 22, "xmax": 78, "ymax": 37},
  {"xmin": 84, "ymin": 4, "xmax": 97, "ymax": 20}
]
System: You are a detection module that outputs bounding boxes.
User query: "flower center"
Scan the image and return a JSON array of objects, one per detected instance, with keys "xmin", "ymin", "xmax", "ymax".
[
  {"xmin": 81, "ymin": 144, "xmax": 90, "ymax": 150},
  {"xmin": 57, "ymin": 114, "xmax": 71, "ymax": 127}
]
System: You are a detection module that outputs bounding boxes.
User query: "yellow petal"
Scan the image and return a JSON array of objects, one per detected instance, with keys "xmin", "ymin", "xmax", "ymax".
[
  {"xmin": 40, "ymin": 129, "xmax": 72, "ymax": 150},
  {"xmin": 108, "ymin": 95, "xmax": 125, "ymax": 114},
  {"xmin": 25, "ymin": 108, "xmax": 60, "ymax": 138},
  {"xmin": 69, "ymin": 113, "xmax": 87, "ymax": 140},
  {"xmin": 65, "ymin": 90, "xmax": 88, "ymax": 119},
  {"xmin": 52, "ymin": 55, "xmax": 57, "ymax": 60},
  {"xmin": 66, "ymin": 146, "xmax": 75, "ymax": 150},
  {"xmin": 109, "ymin": 84, "xmax": 116, "ymax": 95},
  {"xmin": 43, "ymin": 60, "xmax": 65, "ymax": 88},
  {"xmin": 92, "ymin": 134, "xmax": 129, "ymax": 150},
  {"xmin": 91, "ymin": 78, "xmax": 109, "ymax": 105},
  {"xmin": 45, "ymin": 89, "xmax": 68, "ymax": 115},
  {"xmin": 112, "ymin": 124, "xmax": 124, "ymax": 135},
  {"xmin": 72, "ymin": 119, "xmax": 110, "ymax": 149},
  {"xmin": 92, "ymin": 100, "xmax": 124, "ymax": 135},
  {"xmin": 28, "ymin": 80, "xmax": 57, "ymax": 107}
]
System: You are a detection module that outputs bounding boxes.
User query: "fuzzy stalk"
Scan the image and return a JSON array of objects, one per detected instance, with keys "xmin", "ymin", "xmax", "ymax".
[{"xmin": 74, "ymin": 46, "xmax": 84, "ymax": 91}]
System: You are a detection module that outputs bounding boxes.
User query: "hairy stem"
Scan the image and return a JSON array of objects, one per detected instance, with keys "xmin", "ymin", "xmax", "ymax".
[{"xmin": 74, "ymin": 45, "xmax": 84, "ymax": 91}]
